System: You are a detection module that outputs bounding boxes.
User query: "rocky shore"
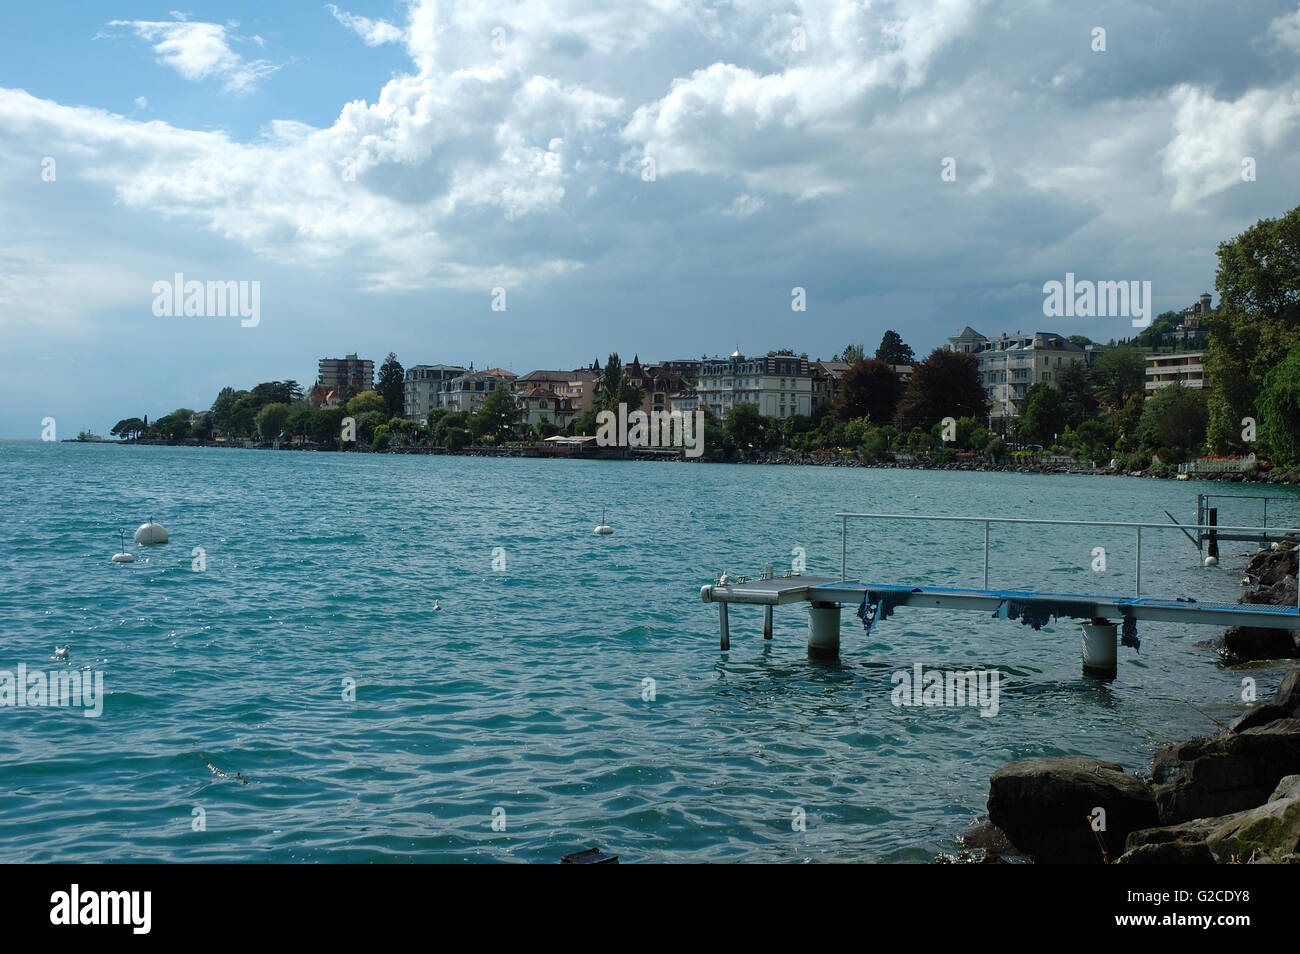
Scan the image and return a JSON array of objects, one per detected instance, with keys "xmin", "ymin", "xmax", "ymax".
[{"xmin": 946, "ymin": 540, "xmax": 1300, "ymax": 864}]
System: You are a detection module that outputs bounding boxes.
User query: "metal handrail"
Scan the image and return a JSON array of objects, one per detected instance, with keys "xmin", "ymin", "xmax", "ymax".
[{"xmin": 836, "ymin": 512, "xmax": 1299, "ymax": 603}]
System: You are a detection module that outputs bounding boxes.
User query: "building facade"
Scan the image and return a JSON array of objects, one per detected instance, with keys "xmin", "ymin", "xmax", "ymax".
[
  {"xmin": 696, "ymin": 350, "xmax": 812, "ymax": 419},
  {"xmin": 949, "ymin": 330, "xmax": 1087, "ymax": 423},
  {"xmin": 317, "ymin": 353, "xmax": 374, "ymax": 393},
  {"xmin": 1145, "ymin": 353, "xmax": 1206, "ymax": 397},
  {"xmin": 404, "ymin": 364, "xmax": 466, "ymax": 420},
  {"xmin": 436, "ymin": 368, "xmax": 515, "ymax": 414}
]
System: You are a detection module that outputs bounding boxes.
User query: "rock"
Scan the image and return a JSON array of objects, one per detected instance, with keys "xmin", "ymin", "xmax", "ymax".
[
  {"xmin": 957, "ymin": 819, "xmax": 1024, "ymax": 859},
  {"xmin": 1228, "ymin": 703, "xmax": 1293, "ymax": 733},
  {"xmin": 987, "ymin": 756, "xmax": 1158, "ymax": 863},
  {"xmin": 1115, "ymin": 841, "xmax": 1215, "ymax": 864},
  {"xmin": 1151, "ymin": 728, "xmax": 1300, "ymax": 824},
  {"xmin": 1221, "ymin": 626, "xmax": 1299, "ymax": 665},
  {"xmin": 1270, "ymin": 775, "xmax": 1300, "ymax": 802},
  {"xmin": 1206, "ymin": 793, "xmax": 1300, "ymax": 863},
  {"xmin": 1276, "ymin": 668, "xmax": 1300, "ymax": 714}
]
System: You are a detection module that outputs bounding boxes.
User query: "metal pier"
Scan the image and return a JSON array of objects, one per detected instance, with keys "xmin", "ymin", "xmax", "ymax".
[{"xmin": 701, "ymin": 513, "xmax": 1300, "ymax": 676}]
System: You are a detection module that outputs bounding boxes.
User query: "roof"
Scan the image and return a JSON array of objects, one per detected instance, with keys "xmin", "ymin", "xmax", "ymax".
[{"xmin": 951, "ymin": 326, "xmax": 986, "ymax": 339}]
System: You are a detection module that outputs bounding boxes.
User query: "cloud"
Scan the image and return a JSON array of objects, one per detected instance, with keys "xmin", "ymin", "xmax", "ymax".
[
  {"xmin": 133, "ymin": 96, "xmax": 148, "ymax": 110},
  {"xmin": 1269, "ymin": 4, "xmax": 1300, "ymax": 51},
  {"xmin": 325, "ymin": 4, "xmax": 404, "ymax": 46},
  {"xmin": 109, "ymin": 17, "xmax": 278, "ymax": 94}
]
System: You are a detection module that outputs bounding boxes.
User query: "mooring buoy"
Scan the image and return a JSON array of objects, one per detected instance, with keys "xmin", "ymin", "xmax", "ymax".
[{"xmin": 134, "ymin": 517, "xmax": 168, "ymax": 545}]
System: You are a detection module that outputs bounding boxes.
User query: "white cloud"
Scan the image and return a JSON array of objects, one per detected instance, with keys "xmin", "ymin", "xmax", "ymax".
[
  {"xmin": 723, "ymin": 193, "xmax": 765, "ymax": 217},
  {"xmin": 1161, "ymin": 83, "xmax": 1300, "ymax": 209},
  {"xmin": 326, "ymin": 4, "xmax": 404, "ymax": 46},
  {"xmin": 133, "ymin": 96, "xmax": 148, "ymax": 110},
  {"xmin": 1269, "ymin": 5, "xmax": 1300, "ymax": 51},
  {"xmin": 109, "ymin": 17, "xmax": 277, "ymax": 94}
]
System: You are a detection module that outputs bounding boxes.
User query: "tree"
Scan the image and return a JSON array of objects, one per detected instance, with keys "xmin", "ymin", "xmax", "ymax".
[
  {"xmin": 1206, "ymin": 206, "xmax": 1300, "ymax": 452},
  {"xmin": 284, "ymin": 405, "xmax": 313, "ymax": 441},
  {"xmin": 1089, "ymin": 346, "xmax": 1146, "ymax": 410},
  {"xmin": 1256, "ymin": 342, "xmax": 1300, "ymax": 464},
  {"xmin": 377, "ymin": 353, "xmax": 405, "ymax": 417},
  {"xmin": 831, "ymin": 359, "xmax": 903, "ymax": 423},
  {"xmin": 111, "ymin": 418, "xmax": 146, "ymax": 440},
  {"xmin": 1138, "ymin": 382, "xmax": 1208, "ymax": 461},
  {"xmin": 1055, "ymin": 361, "xmax": 1096, "ymax": 429},
  {"xmin": 894, "ymin": 348, "xmax": 987, "ymax": 430},
  {"xmin": 835, "ymin": 343, "xmax": 865, "ymax": 363},
  {"xmin": 256, "ymin": 402, "xmax": 291, "ymax": 440},
  {"xmin": 875, "ymin": 330, "xmax": 916, "ymax": 366},
  {"xmin": 444, "ymin": 427, "xmax": 471, "ymax": 452},
  {"xmin": 345, "ymin": 390, "xmax": 387, "ymax": 418},
  {"xmin": 474, "ymin": 385, "xmax": 519, "ymax": 443},
  {"xmin": 600, "ymin": 353, "xmax": 645, "ymax": 413},
  {"xmin": 724, "ymin": 403, "xmax": 765, "ymax": 453},
  {"xmin": 1018, "ymin": 384, "xmax": 1066, "ymax": 445},
  {"xmin": 151, "ymin": 408, "xmax": 194, "ymax": 442}
]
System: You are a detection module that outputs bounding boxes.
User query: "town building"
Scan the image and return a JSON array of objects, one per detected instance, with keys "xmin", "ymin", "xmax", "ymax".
[
  {"xmin": 435, "ymin": 366, "xmax": 516, "ymax": 414},
  {"xmin": 404, "ymin": 364, "xmax": 466, "ymax": 420},
  {"xmin": 317, "ymin": 353, "xmax": 374, "ymax": 393},
  {"xmin": 1145, "ymin": 352, "xmax": 1206, "ymax": 397},
  {"xmin": 949, "ymin": 330, "xmax": 1087, "ymax": 424},
  {"xmin": 696, "ymin": 349, "xmax": 812, "ymax": 419}
]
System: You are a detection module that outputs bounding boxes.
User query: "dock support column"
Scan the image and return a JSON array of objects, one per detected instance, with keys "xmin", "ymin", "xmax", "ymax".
[
  {"xmin": 719, "ymin": 604, "xmax": 730, "ymax": 651},
  {"xmin": 807, "ymin": 602, "xmax": 841, "ymax": 659},
  {"xmin": 763, "ymin": 605, "xmax": 773, "ymax": 640},
  {"xmin": 1080, "ymin": 618, "xmax": 1117, "ymax": 680},
  {"xmin": 1208, "ymin": 508, "xmax": 1219, "ymax": 562}
]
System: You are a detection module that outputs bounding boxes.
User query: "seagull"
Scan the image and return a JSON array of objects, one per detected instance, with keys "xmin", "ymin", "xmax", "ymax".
[
  {"xmin": 719, "ymin": 570, "xmax": 732, "ymax": 585},
  {"xmin": 433, "ymin": 600, "xmax": 441, "ymax": 611},
  {"xmin": 53, "ymin": 645, "xmax": 69, "ymax": 660}
]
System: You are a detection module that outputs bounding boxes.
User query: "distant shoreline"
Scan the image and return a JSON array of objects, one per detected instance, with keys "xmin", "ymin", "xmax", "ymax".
[{"xmin": 51, "ymin": 438, "xmax": 1300, "ymax": 485}]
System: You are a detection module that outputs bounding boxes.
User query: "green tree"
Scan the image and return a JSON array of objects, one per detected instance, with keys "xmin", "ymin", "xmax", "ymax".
[
  {"xmin": 1018, "ymin": 383, "xmax": 1066, "ymax": 445},
  {"xmin": 371, "ymin": 423, "xmax": 391, "ymax": 451},
  {"xmin": 875, "ymin": 330, "xmax": 916, "ymax": 366},
  {"xmin": 1138, "ymin": 382, "xmax": 1208, "ymax": 461},
  {"xmin": 600, "ymin": 353, "xmax": 645, "ymax": 413},
  {"xmin": 111, "ymin": 417, "xmax": 146, "ymax": 440},
  {"xmin": 1089, "ymin": 346, "xmax": 1146, "ymax": 410},
  {"xmin": 284, "ymin": 405, "xmax": 313, "ymax": 441},
  {"xmin": 1256, "ymin": 342, "xmax": 1300, "ymax": 463},
  {"xmin": 1055, "ymin": 361, "xmax": 1096, "ymax": 429},
  {"xmin": 474, "ymin": 385, "xmax": 519, "ymax": 443},
  {"xmin": 346, "ymin": 390, "xmax": 387, "ymax": 418},
  {"xmin": 376, "ymin": 353, "xmax": 405, "ymax": 417},
  {"xmin": 835, "ymin": 343, "xmax": 865, "ymax": 363},
  {"xmin": 831, "ymin": 359, "xmax": 903, "ymax": 423},
  {"xmin": 309, "ymin": 408, "xmax": 346, "ymax": 443},
  {"xmin": 256, "ymin": 402, "xmax": 291, "ymax": 440},
  {"xmin": 445, "ymin": 427, "xmax": 471, "ymax": 452},
  {"xmin": 1206, "ymin": 206, "xmax": 1300, "ymax": 452},
  {"xmin": 724, "ymin": 403, "xmax": 765, "ymax": 453},
  {"xmin": 894, "ymin": 348, "xmax": 987, "ymax": 430}
]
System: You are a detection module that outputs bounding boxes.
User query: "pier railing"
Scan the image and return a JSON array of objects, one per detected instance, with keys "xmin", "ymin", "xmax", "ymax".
[{"xmin": 836, "ymin": 512, "xmax": 1300, "ymax": 606}]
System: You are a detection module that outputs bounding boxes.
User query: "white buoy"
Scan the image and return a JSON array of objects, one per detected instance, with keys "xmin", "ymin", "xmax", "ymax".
[
  {"xmin": 594, "ymin": 507, "xmax": 613, "ymax": 535},
  {"xmin": 1204, "ymin": 556, "xmax": 1219, "ymax": 567},
  {"xmin": 112, "ymin": 529, "xmax": 135, "ymax": 563},
  {"xmin": 134, "ymin": 517, "xmax": 168, "ymax": 545}
]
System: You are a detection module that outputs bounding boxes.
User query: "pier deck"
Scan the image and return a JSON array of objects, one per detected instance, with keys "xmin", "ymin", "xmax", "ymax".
[{"xmin": 701, "ymin": 578, "xmax": 1300, "ymax": 630}]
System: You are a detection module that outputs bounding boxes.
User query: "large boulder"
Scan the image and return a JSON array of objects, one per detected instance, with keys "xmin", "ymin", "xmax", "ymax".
[
  {"xmin": 987, "ymin": 756, "xmax": 1158, "ymax": 863},
  {"xmin": 1220, "ymin": 625, "xmax": 1298, "ymax": 665},
  {"xmin": 1205, "ymin": 779, "xmax": 1300, "ymax": 863},
  {"xmin": 1276, "ymin": 668, "xmax": 1300, "ymax": 714},
  {"xmin": 1151, "ymin": 727, "xmax": 1300, "ymax": 824},
  {"xmin": 1228, "ymin": 703, "xmax": 1292, "ymax": 733}
]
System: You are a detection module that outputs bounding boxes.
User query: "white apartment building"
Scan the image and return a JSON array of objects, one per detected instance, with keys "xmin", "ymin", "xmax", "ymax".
[
  {"xmin": 948, "ymin": 329, "xmax": 1087, "ymax": 423},
  {"xmin": 1145, "ymin": 352, "xmax": 1206, "ymax": 397},
  {"xmin": 404, "ymin": 364, "xmax": 465, "ymax": 420},
  {"xmin": 696, "ymin": 350, "xmax": 812, "ymax": 419}
]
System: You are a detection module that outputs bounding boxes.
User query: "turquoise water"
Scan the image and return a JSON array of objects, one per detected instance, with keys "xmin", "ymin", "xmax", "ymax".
[{"xmin": 2, "ymin": 441, "xmax": 1298, "ymax": 863}]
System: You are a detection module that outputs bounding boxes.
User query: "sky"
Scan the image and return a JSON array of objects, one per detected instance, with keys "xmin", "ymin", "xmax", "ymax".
[{"xmin": 2, "ymin": 0, "xmax": 1300, "ymax": 438}]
